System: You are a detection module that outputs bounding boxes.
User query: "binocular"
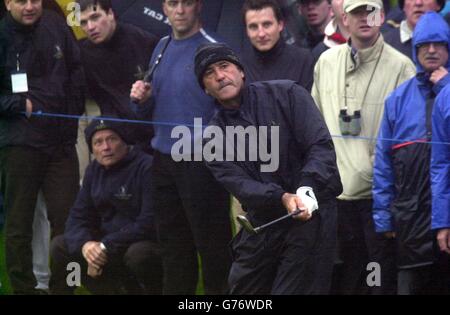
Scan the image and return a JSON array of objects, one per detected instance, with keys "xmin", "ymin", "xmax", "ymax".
[{"xmin": 339, "ymin": 109, "xmax": 361, "ymax": 136}]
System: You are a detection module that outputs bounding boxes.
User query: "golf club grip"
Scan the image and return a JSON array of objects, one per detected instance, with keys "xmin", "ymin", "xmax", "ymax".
[{"xmin": 254, "ymin": 208, "xmax": 303, "ymax": 232}]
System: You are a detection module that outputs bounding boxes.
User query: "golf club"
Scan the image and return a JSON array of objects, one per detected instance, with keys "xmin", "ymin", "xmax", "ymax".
[{"xmin": 236, "ymin": 208, "xmax": 304, "ymax": 234}]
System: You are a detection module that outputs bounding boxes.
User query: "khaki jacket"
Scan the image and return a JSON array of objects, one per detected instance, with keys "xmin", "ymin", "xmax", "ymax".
[{"xmin": 312, "ymin": 35, "xmax": 415, "ymax": 200}]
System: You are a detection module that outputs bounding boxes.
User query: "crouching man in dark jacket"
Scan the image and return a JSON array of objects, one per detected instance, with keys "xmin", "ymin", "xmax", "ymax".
[
  {"xmin": 194, "ymin": 43, "xmax": 343, "ymax": 294},
  {"xmin": 50, "ymin": 118, "xmax": 162, "ymax": 295}
]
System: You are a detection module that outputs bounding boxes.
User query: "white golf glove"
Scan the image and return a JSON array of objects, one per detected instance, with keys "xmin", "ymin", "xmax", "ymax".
[{"xmin": 296, "ymin": 186, "xmax": 319, "ymax": 215}]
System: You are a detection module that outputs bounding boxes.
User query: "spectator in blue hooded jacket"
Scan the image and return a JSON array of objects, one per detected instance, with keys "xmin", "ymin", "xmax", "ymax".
[
  {"xmin": 431, "ymin": 84, "xmax": 450, "ymax": 257},
  {"xmin": 49, "ymin": 118, "xmax": 162, "ymax": 295},
  {"xmin": 373, "ymin": 11, "xmax": 450, "ymax": 294},
  {"xmin": 383, "ymin": 0, "xmax": 444, "ymax": 60}
]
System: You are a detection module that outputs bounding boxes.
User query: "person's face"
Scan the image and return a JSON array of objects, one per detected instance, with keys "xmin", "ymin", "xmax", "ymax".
[
  {"xmin": 5, "ymin": 0, "xmax": 42, "ymax": 26},
  {"xmin": 245, "ymin": 7, "xmax": 284, "ymax": 52},
  {"xmin": 298, "ymin": 0, "xmax": 332, "ymax": 29},
  {"xmin": 331, "ymin": 0, "xmax": 345, "ymax": 23},
  {"xmin": 404, "ymin": 0, "xmax": 441, "ymax": 29},
  {"xmin": 343, "ymin": 6, "xmax": 384, "ymax": 44},
  {"xmin": 417, "ymin": 42, "xmax": 448, "ymax": 72},
  {"xmin": 163, "ymin": 0, "xmax": 202, "ymax": 39},
  {"xmin": 203, "ymin": 61, "xmax": 245, "ymax": 109},
  {"xmin": 92, "ymin": 129, "xmax": 128, "ymax": 169},
  {"xmin": 80, "ymin": 5, "xmax": 116, "ymax": 44}
]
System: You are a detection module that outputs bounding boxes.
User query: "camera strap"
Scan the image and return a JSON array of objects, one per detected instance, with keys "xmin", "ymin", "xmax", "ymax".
[
  {"xmin": 343, "ymin": 44, "xmax": 384, "ymax": 114},
  {"xmin": 143, "ymin": 36, "xmax": 172, "ymax": 83}
]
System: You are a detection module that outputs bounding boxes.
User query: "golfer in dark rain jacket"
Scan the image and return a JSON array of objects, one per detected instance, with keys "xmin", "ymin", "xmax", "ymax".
[
  {"xmin": 373, "ymin": 11, "xmax": 450, "ymax": 294},
  {"xmin": 195, "ymin": 43, "xmax": 342, "ymax": 294},
  {"xmin": 50, "ymin": 118, "xmax": 162, "ymax": 295}
]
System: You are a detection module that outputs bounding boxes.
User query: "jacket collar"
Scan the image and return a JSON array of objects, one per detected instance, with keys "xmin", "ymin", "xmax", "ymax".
[
  {"xmin": 346, "ymin": 34, "xmax": 384, "ymax": 72},
  {"xmin": 324, "ymin": 18, "xmax": 338, "ymax": 37},
  {"xmin": 416, "ymin": 72, "xmax": 433, "ymax": 88},
  {"xmin": 251, "ymin": 38, "xmax": 285, "ymax": 63},
  {"xmin": 96, "ymin": 146, "xmax": 138, "ymax": 172},
  {"xmin": 399, "ymin": 20, "xmax": 413, "ymax": 44},
  {"xmin": 323, "ymin": 18, "xmax": 347, "ymax": 47},
  {"xmin": 95, "ymin": 22, "xmax": 121, "ymax": 50},
  {"xmin": 5, "ymin": 11, "xmax": 39, "ymax": 34}
]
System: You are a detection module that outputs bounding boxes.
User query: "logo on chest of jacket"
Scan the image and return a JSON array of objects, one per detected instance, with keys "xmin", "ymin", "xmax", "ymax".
[
  {"xmin": 114, "ymin": 186, "xmax": 132, "ymax": 200},
  {"xmin": 54, "ymin": 45, "xmax": 64, "ymax": 60}
]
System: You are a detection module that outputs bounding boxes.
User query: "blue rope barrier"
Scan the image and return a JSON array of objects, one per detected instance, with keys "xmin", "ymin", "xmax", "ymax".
[{"xmin": 21, "ymin": 110, "xmax": 450, "ymax": 146}]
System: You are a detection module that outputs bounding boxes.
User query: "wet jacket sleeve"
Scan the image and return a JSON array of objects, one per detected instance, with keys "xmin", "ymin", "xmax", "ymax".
[
  {"xmin": 286, "ymin": 84, "xmax": 342, "ymax": 198},
  {"xmin": 101, "ymin": 164, "xmax": 155, "ymax": 255},
  {"xmin": 205, "ymin": 157, "xmax": 286, "ymax": 211},
  {"xmin": 130, "ymin": 96, "xmax": 154, "ymax": 121},
  {"xmin": 0, "ymin": 94, "xmax": 27, "ymax": 116},
  {"xmin": 431, "ymin": 88, "xmax": 450, "ymax": 230},
  {"xmin": 432, "ymin": 73, "xmax": 450, "ymax": 96},
  {"xmin": 64, "ymin": 166, "xmax": 99, "ymax": 256},
  {"xmin": 373, "ymin": 96, "xmax": 396, "ymax": 233}
]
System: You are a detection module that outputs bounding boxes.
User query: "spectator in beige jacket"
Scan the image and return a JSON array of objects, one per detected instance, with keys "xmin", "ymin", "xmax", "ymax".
[{"xmin": 312, "ymin": 0, "xmax": 415, "ymax": 295}]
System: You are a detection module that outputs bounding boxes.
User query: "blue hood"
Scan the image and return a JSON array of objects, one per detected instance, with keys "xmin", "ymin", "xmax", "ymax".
[{"xmin": 412, "ymin": 11, "xmax": 450, "ymax": 73}]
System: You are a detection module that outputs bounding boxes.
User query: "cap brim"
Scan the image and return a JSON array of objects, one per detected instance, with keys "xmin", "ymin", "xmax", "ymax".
[{"xmin": 345, "ymin": 2, "xmax": 381, "ymax": 13}]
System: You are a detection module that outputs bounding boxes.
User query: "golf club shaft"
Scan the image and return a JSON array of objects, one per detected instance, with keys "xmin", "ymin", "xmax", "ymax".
[{"xmin": 254, "ymin": 208, "xmax": 303, "ymax": 233}]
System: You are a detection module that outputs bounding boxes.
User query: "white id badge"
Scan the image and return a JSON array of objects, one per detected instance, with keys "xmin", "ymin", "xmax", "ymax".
[{"xmin": 11, "ymin": 73, "xmax": 28, "ymax": 93}]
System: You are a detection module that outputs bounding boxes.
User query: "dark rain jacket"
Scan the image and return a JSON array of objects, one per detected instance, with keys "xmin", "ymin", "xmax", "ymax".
[
  {"xmin": 0, "ymin": 10, "xmax": 85, "ymax": 150},
  {"xmin": 242, "ymin": 39, "xmax": 314, "ymax": 91},
  {"xmin": 205, "ymin": 80, "xmax": 342, "ymax": 226},
  {"xmin": 81, "ymin": 22, "xmax": 157, "ymax": 149},
  {"xmin": 64, "ymin": 148, "xmax": 156, "ymax": 256}
]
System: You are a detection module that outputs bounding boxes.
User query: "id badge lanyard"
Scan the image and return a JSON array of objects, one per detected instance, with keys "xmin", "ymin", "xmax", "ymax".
[{"xmin": 11, "ymin": 53, "xmax": 28, "ymax": 93}]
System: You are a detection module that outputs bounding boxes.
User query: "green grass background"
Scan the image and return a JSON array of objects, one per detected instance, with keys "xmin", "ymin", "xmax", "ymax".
[
  {"xmin": 0, "ymin": 205, "xmax": 236, "ymax": 295},
  {"xmin": 0, "ymin": 230, "xmax": 11, "ymax": 295},
  {"xmin": 0, "ymin": 229, "xmax": 205, "ymax": 295}
]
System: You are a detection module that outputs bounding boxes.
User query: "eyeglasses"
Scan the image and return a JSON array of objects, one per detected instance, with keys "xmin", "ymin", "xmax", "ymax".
[
  {"xmin": 165, "ymin": 0, "xmax": 197, "ymax": 9},
  {"xmin": 416, "ymin": 41, "xmax": 447, "ymax": 50}
]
